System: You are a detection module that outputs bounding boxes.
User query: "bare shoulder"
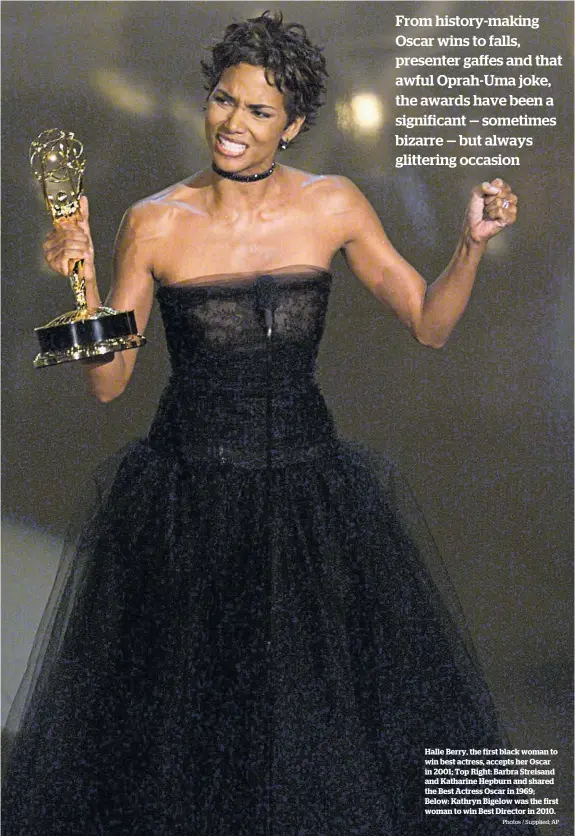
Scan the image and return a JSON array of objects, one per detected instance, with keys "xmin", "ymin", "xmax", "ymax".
[
  {"xmin": 119, "ymin": 173, "xmax": 210, "ymax": 238},
  {"xmin": 282, "ymin": 166, "xmax": 366, "ymax": 215}
]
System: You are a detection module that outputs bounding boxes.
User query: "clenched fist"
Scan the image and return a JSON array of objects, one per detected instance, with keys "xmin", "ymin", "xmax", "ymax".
[{"xmin": 466, "ymin": 178, "xmax": 518, "ymax": 244}]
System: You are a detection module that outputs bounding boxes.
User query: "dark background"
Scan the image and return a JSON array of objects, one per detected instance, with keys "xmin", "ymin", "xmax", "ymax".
[{"xmin": 2, "ymin": 3, "xmax": 573, "ymax": 832}]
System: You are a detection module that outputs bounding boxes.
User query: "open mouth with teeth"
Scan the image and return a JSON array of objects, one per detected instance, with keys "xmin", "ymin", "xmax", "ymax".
[{"xmin": 216, "ymin": 134, "xmax": 248, "ymax": 157}]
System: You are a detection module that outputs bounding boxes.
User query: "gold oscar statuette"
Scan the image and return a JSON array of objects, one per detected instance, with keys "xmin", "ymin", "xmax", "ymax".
[{"xmin": 29, "ymin": 129, "xmax": 146, "ymax": 368}]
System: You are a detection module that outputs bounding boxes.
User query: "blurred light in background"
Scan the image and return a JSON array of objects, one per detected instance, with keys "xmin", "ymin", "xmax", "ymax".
[
  {"xmin": 91, "ymin": 70, "xmax": 157, "ymax": 117},
  {"xmin": 351, "ymin": 94, "xmax": 384, "ymax": 132},
  {"xmin": 337, "ymin": 92, "xmax": 384, "ymax": 137},
  {"xmin": 168, "ymin": 95, "xmax": 205, "ymax": 136}
]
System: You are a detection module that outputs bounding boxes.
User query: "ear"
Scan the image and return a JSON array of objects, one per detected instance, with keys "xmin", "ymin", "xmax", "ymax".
[{"xmin": 283, "ymin": 115, "xmax": 306, "ymax": 144}]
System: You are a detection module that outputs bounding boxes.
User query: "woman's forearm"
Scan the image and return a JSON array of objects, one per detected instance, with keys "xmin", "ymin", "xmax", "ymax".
[
  {"xmin": 81, "ymin": 352, "xmax": 131, "ymax": 403},
  {"xmin": 80, "ymin": 276, "xmax": 132, "ymax": 402},
  {"xmin": 415, "ymin": 178, "xmax": 517, "ymax": 349},
  {"xmin": 417, "ymin": 225, "xmax": 487, "ymax": 349}
]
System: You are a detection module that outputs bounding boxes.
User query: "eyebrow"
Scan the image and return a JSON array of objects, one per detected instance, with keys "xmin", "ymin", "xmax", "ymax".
[{"xmin": 213, "ymin": 87, "xmax": 277, "ymax": 111}]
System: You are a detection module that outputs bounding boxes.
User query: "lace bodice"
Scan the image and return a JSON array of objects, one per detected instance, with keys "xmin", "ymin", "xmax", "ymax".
[
  {"xmin": 156, "ymin": 267, "xmax": 331, "ymax": 372},
  {"xmin": 148, "ymin": 268, "xmax": 338, "ymax": 468}
]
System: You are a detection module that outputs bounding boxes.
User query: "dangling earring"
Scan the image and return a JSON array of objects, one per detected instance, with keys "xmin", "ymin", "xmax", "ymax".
[{"xmin": 279, "ymin": 138, "xmax": 289, "ymax": 151}]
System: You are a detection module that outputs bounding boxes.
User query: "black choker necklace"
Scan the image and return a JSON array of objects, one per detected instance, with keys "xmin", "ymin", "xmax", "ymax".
[{"xmin": 211, "ymin": 160, "xmax": 276, "ymax": 183}]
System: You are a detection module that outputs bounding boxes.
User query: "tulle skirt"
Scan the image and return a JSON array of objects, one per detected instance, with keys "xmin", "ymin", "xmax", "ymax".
[{"xmin": 2, "ymin": 438, "xmax": 537, "ymax": 834}]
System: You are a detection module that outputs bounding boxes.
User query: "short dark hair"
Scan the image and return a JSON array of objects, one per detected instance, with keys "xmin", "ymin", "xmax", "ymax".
[{"xmin": 201, "ymin": 11, "xmax": 328, "ymax": 135}]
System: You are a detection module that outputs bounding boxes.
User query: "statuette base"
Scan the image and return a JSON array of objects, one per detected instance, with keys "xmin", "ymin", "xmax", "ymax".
[{"xmin": 33, "ymin": 307, "xmax": 146, "ymax": 368}]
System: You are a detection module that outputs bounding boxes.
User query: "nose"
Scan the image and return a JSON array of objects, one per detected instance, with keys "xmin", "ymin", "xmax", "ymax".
[{"xmin": 223, "ymin": 105, "xmax": 246, "ymax": 133}]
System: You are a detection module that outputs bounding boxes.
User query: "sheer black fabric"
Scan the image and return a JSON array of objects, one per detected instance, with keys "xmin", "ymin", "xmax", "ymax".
[{"xmin": 3, "ymin": 269, "xmax": 537, "ymax": 834}]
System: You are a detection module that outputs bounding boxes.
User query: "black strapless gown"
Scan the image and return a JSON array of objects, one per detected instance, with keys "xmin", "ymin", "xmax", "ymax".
[{"xmin": 3, "ymin": 269, "xmax": 537, "ymax": 835}]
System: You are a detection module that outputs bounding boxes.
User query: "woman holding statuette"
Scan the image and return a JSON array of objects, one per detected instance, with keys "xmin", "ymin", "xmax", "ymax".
[{"xmin": 4, "ymin": 12, "xmax": 536, "ymax": 836}]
